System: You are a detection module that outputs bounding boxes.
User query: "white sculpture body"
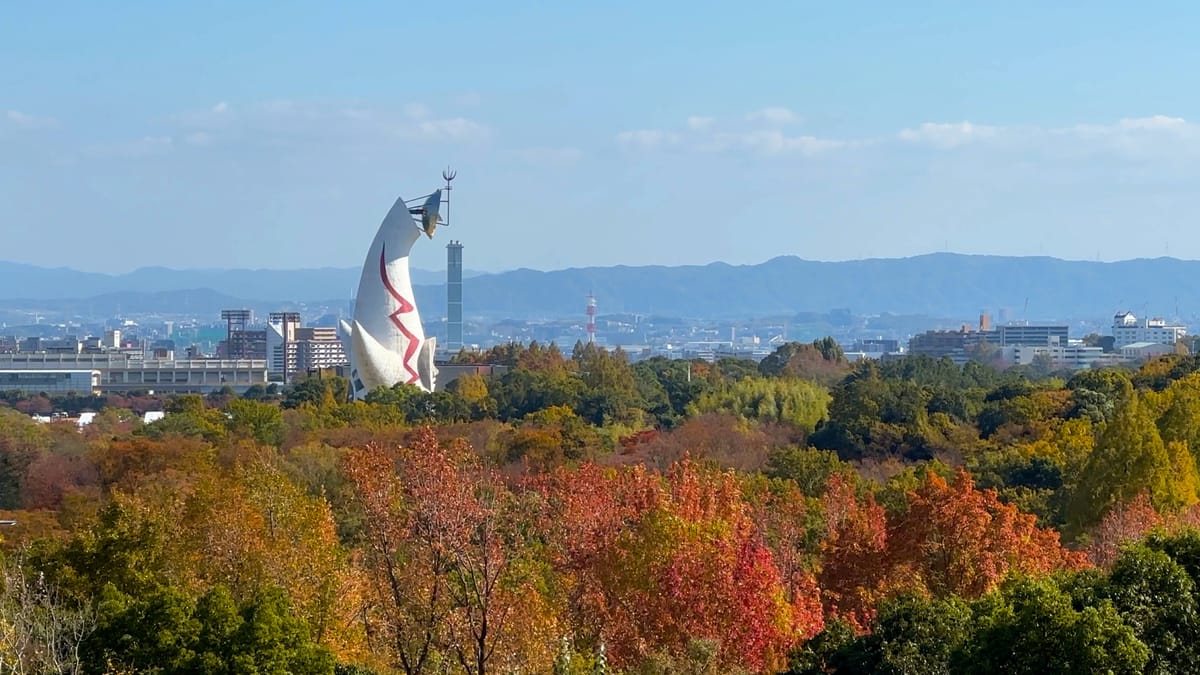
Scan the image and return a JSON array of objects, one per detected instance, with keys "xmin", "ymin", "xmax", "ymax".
[{"xmin": 341, "ymin": 194, "xmax": 438, "ymax": 399}]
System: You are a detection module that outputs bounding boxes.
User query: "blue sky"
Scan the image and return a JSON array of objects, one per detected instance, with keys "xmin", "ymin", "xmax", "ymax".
[{"xmin": 3, "ymin": 2, "xmax": 1199, "ymax": 273}]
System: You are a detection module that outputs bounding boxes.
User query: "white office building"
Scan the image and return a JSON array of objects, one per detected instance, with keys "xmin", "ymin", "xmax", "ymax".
[
  {"xmin": 1113, "ymin": 312, "xmax": 1187, "ymax": 349},
  {"xmin": 1121, "ymin": 341, "xmax": 1177, "ymax": 362},
  {"xmin": 1003, "ymin": 343, "xmax": 1121, "ymax": 371}
]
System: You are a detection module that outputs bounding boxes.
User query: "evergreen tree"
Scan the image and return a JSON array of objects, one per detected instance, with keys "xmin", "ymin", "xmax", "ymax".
[
  {"xmin": 1069, "ymin": 392, "xmax": 1196, "ymax": 531},
  {"xmin": 956, "ymin": 577, "xmax": 1148, "ymax": 675}
]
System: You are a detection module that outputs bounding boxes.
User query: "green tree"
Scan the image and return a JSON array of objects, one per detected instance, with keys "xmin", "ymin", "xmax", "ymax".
[
  {"xmin": 812, "ymin": 361, "xmax": 935, "ymax": 460},
  {"xmin": 1133, "ymin": 355, "xmax": 1200, "ymax": 392},
  {"xmin": 957, "ymin": 577, "xmax": 1148, "ymax": 675},
  {"xmin": 35, "ymin": 496, "xmax": 177, "ymax": 603},
  {"xmin": 84, "ymin": 584, "xmax": 335, "ymax": 674},
  {"xmin": 1099, "ymin": 545, "xmax": 1200, "ymax": 674},
  {"xmin": 712, "ymin": 357, "xmax": 760, "ymax": 382},
  {"xmin": 1145, "ymin": 529, "xmax": 1200, "ymax": 590},
  {"xmin": 1067, "ymin": 368, "xmax": 1131, "ymax": 423},
  {"xmin": 140, "ymin": 395, "xmax": 227, "ymax": 443},
  {"xmin": 284, "ymin": 376, "xmax": 350, "ymax": 409},
  {"xmin": 574, "ymin": 343, "xmax": 642, "ymax": 426},
  {"xmin": 490, "ymin": 368, "xmax": 585, "ymax": 421},
  {"xmin": 241, "ymin": 384, "xmax": 269, "ymax": 401},
  {"xmin": 1158, "ymin": 373, "xmax": 1200, "ymax": 465},
  {"xmin": 0, "ymin": 408, "xmax": 50, "ymax": 508},
  {"xmin": 690, "ymin": 377, "xmax": 829, "ymax": 432},
  {"xmin": 365, "ymin": 384, "xmax": 470, "ymax": 425},
  {"xmin": 225, "ymin": 398, "xmax": 285, "ymax": 446},
  {"xmin": 631, "ymin": 358, "xmax": 709, "ymax": 429},
  {"xmin": 1136, "ymin": 526, "xmax": 1200, "ymax": 675},
  {"xmin": 1070, "ymin": 391, "xmax": 1197, "ymax": 531},
  {"xmin": 765, "ymin": 446, "xmax": 852, "ymax": 498},
  {"xmin": 838, "ymin": 593, "xmax": 973, "ymax": 675},
  {"xmin": 84, "ymin": 583, "xmax": 200, "ymax": 673},
  {"xmin": 784, "ymin": 617, "xmax": 856, "ymax": 675}
]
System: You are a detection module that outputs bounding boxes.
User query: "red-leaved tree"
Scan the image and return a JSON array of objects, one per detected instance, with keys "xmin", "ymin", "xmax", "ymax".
[
  {"xmin": 344, "ymin": 427, "xmax": 544, "ymax": 674},
  {"xmin": 538, "ymin": 460, "xmax": 815, "ymax": 671},
  {"xmin": 1087, "ymin": 493, "xmax": 1163, "ymax": 568}
]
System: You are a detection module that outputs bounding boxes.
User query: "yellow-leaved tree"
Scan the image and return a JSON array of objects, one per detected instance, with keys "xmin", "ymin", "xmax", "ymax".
[{"xmin": 1070, "ymin": 391, "xmax": 1199, "ymax": 534}]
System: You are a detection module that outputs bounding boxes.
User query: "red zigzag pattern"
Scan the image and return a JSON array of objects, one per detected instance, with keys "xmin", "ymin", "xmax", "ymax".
[{"xmin": 378, "ymin": 245, "xmax": 421, "ymax": 384}]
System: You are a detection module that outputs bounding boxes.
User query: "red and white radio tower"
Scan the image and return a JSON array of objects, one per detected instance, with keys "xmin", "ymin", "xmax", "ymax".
[{"xmin": 586, "ymin": 293, "xmax": 597, "ymax": 344}]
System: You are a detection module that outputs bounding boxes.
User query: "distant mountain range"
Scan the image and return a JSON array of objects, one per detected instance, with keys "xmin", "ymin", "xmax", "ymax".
[
  {"xmin": 0, "ymin": 262, "xmax": 477, "ymax": 302},
  {"xmin": 3, "ymin": 254, "xmax": 1199, "ymax": 321}
]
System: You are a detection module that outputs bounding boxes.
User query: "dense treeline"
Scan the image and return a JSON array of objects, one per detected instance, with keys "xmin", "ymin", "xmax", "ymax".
[{"xmin": 3, "ymin": 340, "xmax": 1200, "ymax": 672}]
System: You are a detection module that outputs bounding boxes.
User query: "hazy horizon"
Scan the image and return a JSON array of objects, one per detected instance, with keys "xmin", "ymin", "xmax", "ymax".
[{"xmin": 5, "ymin": 250, "xmax": 1200, "ymax": 278}]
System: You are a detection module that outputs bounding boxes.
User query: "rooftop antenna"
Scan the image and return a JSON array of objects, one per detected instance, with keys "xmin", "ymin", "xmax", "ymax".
[{"xmin": 442, "ymin": 166, "xmax": 456, "ymax": 227}]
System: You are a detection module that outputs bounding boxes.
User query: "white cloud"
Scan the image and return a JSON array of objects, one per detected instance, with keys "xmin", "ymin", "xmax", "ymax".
[
  {"xmin": 413, "ymin": 117, "xmax": 489, "ymax": 142},
  {"xmin": 404, "ymin": 103, "xmax": 430, "ymax": 119},
  {"xmin": 337, "ymin": 107, "xmax": 374, "ymax": 121},
  {"xmin": 1072, "ymin": 115, "xmax": 1195, "ymax": 137},
  {"xmin": 1061, "ymin": 115, "xmax": 1200, "ymax": 160},
  {"xmin": 87, "ymin": 136, "xmax": 174, "ymax": 158},
  {"xmin": 620, "ymin": 111, "xmax": 1200, "ymax": 159},
  {"xmin": 893, "ymin": 116, "xmax": 1199, "ymax": 156},
  {"xmin": 78, "ymin": 100, "xmax": 488, "ymax": 162},
  {"xmin": 184, "ymin": 131, "xmax": 212, "ymax": 146},
  {"xmin": 705, "ymin": 130, "xmax": 846, "ymax": 155},
  {"xmin": 897, "ymin": 121, "xmax": 998, "ymax": 148},
  {"xmin": 616, "ymin": 129, "xmax": 680, "ymax": 148},
  {"xmin": 746, "ymin": 106, "xmax": 800, "ymax": 125},
  {"xmin": 889, "ymin": 115, "xmax": 1200, "ymax": 161},
  {"xmin": 4, "ymin": 109, "xmax": 57, "ymax": 130},
  {"xmin": 169, "ymin": 100, "xmax": 489, "ymax": 148},
  {"xmin": 619, "ymin": 109, "xmax": 844, "ymax": 156},
  {"xmin": 1119, "ymin": 115, "xmax": 1188, "ymax": 131}
]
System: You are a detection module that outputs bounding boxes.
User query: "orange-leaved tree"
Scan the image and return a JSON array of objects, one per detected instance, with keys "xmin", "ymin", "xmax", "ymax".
[
  {"xmin": 744, "ymin": 478, "xmax": 823, "ymax": 623},
  {"xmin": 816, "ymin": 474, "xmax": 894, "ymax": 629},
  {"xmin": 889, "ymin": 469, "xmax": 1087, "ymax": 598},
  {"xmin": 123, "ymin": 457, "xmax": 354, "ymax": 655}
]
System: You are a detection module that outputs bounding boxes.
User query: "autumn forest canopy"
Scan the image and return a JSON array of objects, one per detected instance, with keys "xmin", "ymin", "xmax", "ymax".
[{"xmin": 7, "ymin": 339, "xmax": 1200, "ymax": 673}]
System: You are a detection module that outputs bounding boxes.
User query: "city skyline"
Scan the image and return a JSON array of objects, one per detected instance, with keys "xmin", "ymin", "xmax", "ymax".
[{"xmin": 4, "ymin": 2, "xmax": 1200, "ymax": 273}]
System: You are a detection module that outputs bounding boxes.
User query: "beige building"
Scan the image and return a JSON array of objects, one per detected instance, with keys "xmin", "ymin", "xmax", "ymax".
[{"xmin": 0, "ymin": 353, "xmax": 267, "ymax": 394}]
